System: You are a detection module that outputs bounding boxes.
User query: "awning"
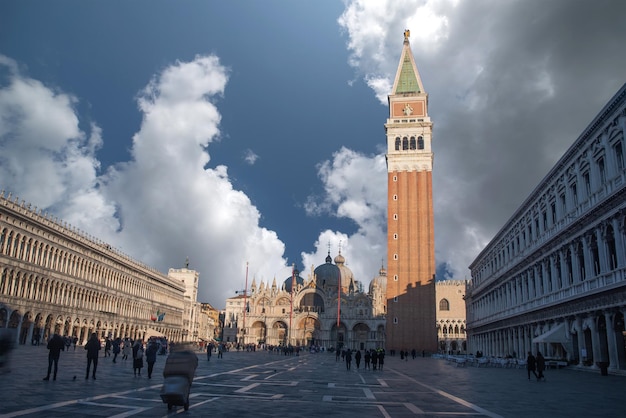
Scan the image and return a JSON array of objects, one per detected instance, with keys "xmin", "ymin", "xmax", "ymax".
[
  {"xmin": 533, "ymin": 323, "xmax": 569, "ymax": 344},
  {"xmin": 145, "ymin": 328, "xmax": 165, "ymax": 340}
]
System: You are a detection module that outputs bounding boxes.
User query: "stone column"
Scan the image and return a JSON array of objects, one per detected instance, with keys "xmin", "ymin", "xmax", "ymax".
[
  {"xmin": 603, "ymin": 310, "xmax": 619, "ymax": 369},
  {"xmin": 589, "ymin": 316, "xmax": 601, "ymax": 369},
  {"xmin": 596, "ymin": 227, "xmax": 608, "ymax": 274},
  {"xmin": 612, "ymin": 217, "xmax": 625, "ymax": 268}
]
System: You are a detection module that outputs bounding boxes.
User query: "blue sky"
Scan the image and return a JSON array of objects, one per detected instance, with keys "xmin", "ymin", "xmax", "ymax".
[{"xmin": 2, "ymin": 1, "xmax": 625, "ymax": 308}]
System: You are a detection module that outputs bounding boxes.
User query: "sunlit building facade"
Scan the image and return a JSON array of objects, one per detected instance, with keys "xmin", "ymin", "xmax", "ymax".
[
  {"xmin": 436, "ymin": 280, "xmax": 467, "ymax": 354},
  {"xmin": 0, "ymin": 192, "xmax": 187, "ymax": 344},
  {"xmin": 466, "ymin": 84, "xmax": 626, "ymax": 372}
]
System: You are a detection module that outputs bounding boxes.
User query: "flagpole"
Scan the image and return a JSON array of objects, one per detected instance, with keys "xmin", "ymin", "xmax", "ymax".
[
  {"xmin": 337, "ymin": 268, "xmax": 341, "ymax": 328},
  {"xmin": 289, "ymin": 263, "xmax": 295, "ymax": 346},
  {"xmin": 243, "ymin": 262, "xmax": 248, "ymax": 345}
]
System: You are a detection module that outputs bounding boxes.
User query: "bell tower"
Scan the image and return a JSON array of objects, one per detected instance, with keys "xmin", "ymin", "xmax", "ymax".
[{"xmin": 385, "ymin": 30, "xmax": 437, "ymax": 353}]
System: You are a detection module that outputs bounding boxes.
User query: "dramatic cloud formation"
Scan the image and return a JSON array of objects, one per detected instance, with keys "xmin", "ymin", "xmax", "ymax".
[
  {"xmin": 0, "ymin": 54, "xmax": 288, "ymax": 305},
  {"xmin": 334, "ymin": 0, "xmax": 626, "ymax": 280},
  {"xmin": 301, "ymin": 147, "xmax": 387, "ymax": 286},
  {"xmin": 2, "ymin": 0, "xmax": 625, "ymax": 309}
]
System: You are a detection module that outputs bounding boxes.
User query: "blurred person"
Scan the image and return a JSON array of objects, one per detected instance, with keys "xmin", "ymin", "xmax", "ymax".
[
  {"xmin": 43, "ymin": 333, "xmax": 65, "ymax": 381},
  {"xmin": 132, "ymin": 340, "xmax": 144, "ymax": 376},
  {"xmin": 146, "ymin": 340, "xmax": 158, "ymax": 379},
  {"xmin": 84, "ymin": 333, "xmax": 101, "ymax": 380}
]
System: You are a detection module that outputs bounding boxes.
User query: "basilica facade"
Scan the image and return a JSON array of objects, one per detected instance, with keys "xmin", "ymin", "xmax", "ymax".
[{"xmin": 222, "ymin": 251, "xmax": 387, "ymax": 351}]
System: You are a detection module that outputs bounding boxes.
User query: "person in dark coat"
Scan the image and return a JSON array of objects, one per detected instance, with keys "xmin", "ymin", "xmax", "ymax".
[
  {"xmin": 132, "ymin": 340, "xmax": 144, "ymax": 376},
  {"xmin": 145, "ymin": 340, "xmax": 158, "ymax": 379},
  {"xmin": 378, "ymin": 350, "xmax": 385, "ymax": 371},
  {"xmin": 536, "ymin": 352, "xmax": 546, "ymax": 381},
  {"xmin": 43, "ymin": 333, "xmax": 65, "ymax": 381},
  {"xmin": 84, "ymin": 333, "xmax": 101, "ymax": 380},
  {"xmin": 526, "ymin": 351, "xmax": 538, "ymax": 380},
  {"xmin": 354, "ymin": 350, "xmax": 362, "ymax": 369},
  {"xmin": 206, "ymin": 343, "xmax": 213, "ymax": 361},
  {"xmin": 112, "ymin": 338, "xmax": 121, "ymax": 363},
  {"xmin": 371, "ymin": 349, "xmax": 378, "ymax": 370},
  {"xmin": 364, "ymin": 350, "xmax": 371, "ymax": 370},
  {"xmin": 345, "ymin": 349, "xmax": 352, "ymax": 370}
]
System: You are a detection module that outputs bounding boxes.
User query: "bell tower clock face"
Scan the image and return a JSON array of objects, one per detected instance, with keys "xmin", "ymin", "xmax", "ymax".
[{"xmin": 392, "ymin": 100, "xmax": 424, "ymax": 118}]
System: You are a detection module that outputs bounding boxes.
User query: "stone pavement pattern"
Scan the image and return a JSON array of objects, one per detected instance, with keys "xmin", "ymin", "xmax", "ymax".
[{"xmin": 0, "ymin": 346, "xmax": 623, "ymax": 417}]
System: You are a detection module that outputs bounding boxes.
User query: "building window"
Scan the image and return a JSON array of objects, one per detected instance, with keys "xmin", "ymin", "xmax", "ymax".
[
  {"xmin": 394, "ymin": 275, "xmax": 398, "ymax": 281},
  {"xmin": 583, "ymin": 172, "xmax": 590, "ymax": 197},
  {"xmin": 393, "ymin": 194, "xmax": 398, "ymax": 200},
  {"xmin": 402, "ymin": 137, "xmax": 409, "ymax": 150},
  {"xmin": 393, "ymin": 175, "xmax": 397, "ymax": 181},
  {"xmin": 418, "ymin": 136, "xmax": 424, "ymax": 150},
  {"xmin": 597, "ymin": 157, "xmax": 606, "ymax": 185},
  {"xmin": 395, "ymin": 137, "xmax": 401, "ymax": 151},
  {"xmin": 393, "ymin": 254, "xmax": 398, "ymax": 260},
  {"xmin": 570, "ymin": 183, "xmax": 578, "ymax": 205},
  {"xmin": 393, "ymin": 317, "xmax": 398, "ymax": 324},
  {"xmin": 393, "ymin": 214, "xmax": 398, "ymax": 220},
  {"xmin": 410, "ymin": 136, "xmax": 416, "ymax": 150},
  {"xmin": 615, "ymin": 141, "xmax": 624, "ymax": 171},
  {"xmin": 439, "ymin": 298, "xmax": 450, "ymax": 311},
  {"xmin": 393, "ymin": 233, "xmax": 398, "ymax": 240},
  {"xmin": 393, "ymin": 296, "xmax": 398, "ymax": 302}
]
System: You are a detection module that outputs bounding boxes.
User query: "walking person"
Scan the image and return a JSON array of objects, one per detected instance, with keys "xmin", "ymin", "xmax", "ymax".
[
  {"xmin": 378, "ymin": 350, "xmax": 385, "ymax": 371},
  {"xmin": 206, "ymin": 343, "xmax": 213, "ymax": 361},
  {"xmin": 355, "ymin": 349, "xmax": 361, "ymax": 369},
  {"xmin": 345, "ymin": 349, "xmax": 352, "ymax": 370},
  {"xmin": 132, "ymin": 340, "xmax": 144, "ymax": 376},
  {"xmin": 364, "ymin": 350, "xmax": 371, "ymax": 370},
  {"xmin": 112, "ymin": 338, "xmax": 121, "ymax": 363},
  {"xmin": 104, "ymin": 337, "xmax": 112, "ymax": 357},
  {"xmin": 526, "ymin": 351, "xmax": 538, "ymax": 380},
  {"xmin": 536, "ymin": 352, "xmax": 546, "ymax": 382},
  {"xmin": 371, "ymin": 349, "xmax": 378, "ymax": 370},
  {"xmin": 84, "ymin": 333, "xmax": 101, "ymax": 380},
  {"xmin": 43, "ymin": 333, "xmax": 65, "ymax": 381},
  {"xmin": 217, "ymin": 343, "xmax": 223, "ymax": 359},
  {"xmin": 145, "ymin": 340, "xmax": 158, "ymax": 379},
  {"xmin": 122, "ymin": 339, "xmax": 132, "ymax": 361}
]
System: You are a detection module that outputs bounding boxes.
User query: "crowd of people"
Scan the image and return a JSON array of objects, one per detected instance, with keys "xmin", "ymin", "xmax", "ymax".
[{"xmin": 41, "ymin": 333, "xmax": 167, "ymax": 381}]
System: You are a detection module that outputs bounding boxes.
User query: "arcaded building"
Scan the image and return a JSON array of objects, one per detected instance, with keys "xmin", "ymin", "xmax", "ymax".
[
  {"xmin": 466, "ymin": 84, "xmax": 626, "ymax": 372},
  {"xmin": 385, "ymin": 30, "xmax": 437, "ymax": 353},
  {"xmin": 0, "ymin": 192, "xmax": 187, "ymax": 344},
  {"xmin": 223, "ymin": 251, "xmax": 387, "ymax": 350}
]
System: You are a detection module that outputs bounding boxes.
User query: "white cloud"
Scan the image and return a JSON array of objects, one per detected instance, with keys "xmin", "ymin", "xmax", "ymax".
[
  {"xmin": 243, "ymin": 149, "xmax": 259, "ymax": 165},
  {"xmin": 337, "ymin": 0, "xmax": 626, "ymax": 283},
  {"xmin": 338, "ymin": 0, "xmax": 458, "ymax": 103},
  {"xmin": 0, "ymin": 54, "xmax": 289, "ymax": 306},
  {"xmin": 303, "ymin": 147, "xmax": 387, "ymax": 288}
]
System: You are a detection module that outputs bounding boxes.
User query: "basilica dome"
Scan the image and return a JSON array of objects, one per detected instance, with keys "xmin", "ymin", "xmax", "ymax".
[
  {"xmin": 314, "ymin": 251, "xmax": 354, "ymax": 292},
  {"xmin": 282, "ymin": 268, "xmax": 305, "ymax": 293},
  {"xmin": 369, "ymin": 265, "xmax": 387, "ymax": 293}
]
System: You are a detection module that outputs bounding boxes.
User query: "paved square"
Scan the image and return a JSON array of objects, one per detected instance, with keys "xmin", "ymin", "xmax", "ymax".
[{"xmin": 0, "ymin": 346, "xmax": 623, "ymax": 417}]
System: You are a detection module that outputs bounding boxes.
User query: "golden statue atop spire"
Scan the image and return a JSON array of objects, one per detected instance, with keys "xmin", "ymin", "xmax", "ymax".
[{"xmin": 404, "ymin": 29, "xmax": 410, "ymax": 41}]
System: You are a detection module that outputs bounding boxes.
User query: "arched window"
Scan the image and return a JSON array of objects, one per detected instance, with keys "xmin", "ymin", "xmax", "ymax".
[
  {"xmin": 402, "ymin": 137, "xmax": 409, "ymax": 150},
  {"xmin": 410, "ymin": 136, "xmax": 416, "ymax": 149},
  {"xmin": 418, "ymin": 136, "xmax": 424, "ymax": 150},
  {"xmin": 439, "ymin": 298, "xmax": 450, "ymax": 311},
  {"xmin": 395, "ymin": 137, "xmax": 401, "ymax": 150}
]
